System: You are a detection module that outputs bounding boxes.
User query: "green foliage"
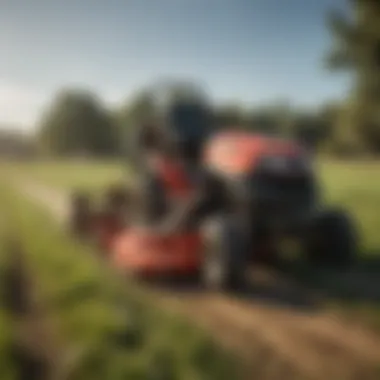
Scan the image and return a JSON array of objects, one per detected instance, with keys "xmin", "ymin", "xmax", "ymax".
[
  {"xmin": 214, "ymin": 103, "xmax": 245, "ymax": 128},
  {"xmin": 33, "ymin": 81, "xmax": 344, "ymax": 159},
  {"xmin": 118, "ymin": 92, "xmax": 155, "ymax": 130},
  {"xmin": 116, "ymin": 91, "xmax": 156, "ymax": 164},
  {"xmin": 326, "ymin": 0, "xmax": 380, "ymax": 154},
  {"xmin": 38, "ymin": 88, "xmax": 120, "ymax": 157},
  {"xmin": 0, "ymin": 129, "xmax": 36, "ymax": 159}
]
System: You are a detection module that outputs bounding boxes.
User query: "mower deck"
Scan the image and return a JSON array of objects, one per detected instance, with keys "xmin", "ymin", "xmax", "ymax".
[{"xmin": 110, "ymin": 228, "xmax": 202, "ymax": 277}]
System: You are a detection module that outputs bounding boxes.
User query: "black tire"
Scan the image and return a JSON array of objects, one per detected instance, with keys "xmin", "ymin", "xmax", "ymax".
[
  {"xmin": 303, "ymin": 208, "xmax": 357, "ymax": 270},
  {"xmin": 201, "ymin": 216, "xmax": 249, "ymax": 292}
]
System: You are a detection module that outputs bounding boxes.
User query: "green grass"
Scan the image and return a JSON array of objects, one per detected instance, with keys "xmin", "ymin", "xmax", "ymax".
[
  {"xmin": 5, "ymin": 159, "xmax": 380, "ymax": 252},
  {"xmin": 19, "ymin": 160, "xmax": 380, "ymax": 317},
  {"xmin": 1, "ymin": 159, "xmax": 380, "ymax": 376},
  {"xmin": 0, "ymin": 160, "xmax": 126, "ymax": 193},
  {"xmin": 0, "ymin": 232, "xmax": 17, "ymax": 380},
  {"xmin": 0, "ymin": 182, "xmax": 241, "ymax": 380},
  {"xmin": 317, "ymin": 161, "xmax": 380, "ymax": 252}
]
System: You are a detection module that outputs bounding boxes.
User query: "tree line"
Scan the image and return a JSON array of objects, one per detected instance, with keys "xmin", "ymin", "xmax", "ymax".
[{"xmin": 31, "ymin": 0, "xmax": 380, "ymax": 158}]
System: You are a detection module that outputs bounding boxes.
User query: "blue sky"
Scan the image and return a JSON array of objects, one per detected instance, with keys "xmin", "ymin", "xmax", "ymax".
[{"xmin": 0, "ymin": 0, "xmax": 349, "ymax": 129}]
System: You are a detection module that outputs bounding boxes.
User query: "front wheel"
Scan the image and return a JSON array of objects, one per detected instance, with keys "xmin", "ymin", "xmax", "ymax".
[{"xmin": 200, "ymin": 216, "xmax": 249, "ymax": 292}]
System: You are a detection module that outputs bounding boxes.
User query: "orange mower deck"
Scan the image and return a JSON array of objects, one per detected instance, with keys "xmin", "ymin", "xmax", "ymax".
[{"xmin": 109, "ymin": 228, "xmax": 203, "ymax": 277}]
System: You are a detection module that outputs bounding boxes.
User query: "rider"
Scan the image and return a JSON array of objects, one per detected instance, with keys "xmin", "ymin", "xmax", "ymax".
[{"xmin": 135, "ymin": 84, "xmax": 219, "ymax": 234}]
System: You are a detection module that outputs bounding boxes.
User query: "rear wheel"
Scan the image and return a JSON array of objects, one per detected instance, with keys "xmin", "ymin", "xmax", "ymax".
[
  {"xmin": 201, "ymin": 216, "xmax": 249, "ymax": 292},
  {"xmin": 303, "ymin": 209, "xmax": 357, "ymax": 270}
]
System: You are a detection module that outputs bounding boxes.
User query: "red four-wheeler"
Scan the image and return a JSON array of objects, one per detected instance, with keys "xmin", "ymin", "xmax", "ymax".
[{"xmin": 69, "ymin": 83, "xmax": 358, "ymax": 291}]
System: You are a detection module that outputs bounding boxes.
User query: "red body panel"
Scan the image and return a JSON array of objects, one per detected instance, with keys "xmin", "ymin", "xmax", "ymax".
[
  {"xmin": 152, "ymin": 155, "xmax": 195, "ymax": 198},
  {"xmin": 204, "ymin": 131, "xmax": 305, "ymax": 175}
]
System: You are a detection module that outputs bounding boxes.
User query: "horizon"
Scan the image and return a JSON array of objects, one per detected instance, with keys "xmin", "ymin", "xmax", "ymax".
[{"xmin": 1, "ymin": 0, "xmax": 350, "ymax": 131}]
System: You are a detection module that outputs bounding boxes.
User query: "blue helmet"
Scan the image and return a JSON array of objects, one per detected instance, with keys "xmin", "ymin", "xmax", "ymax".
[{"xmin": 136, "ymin": 80, "xmax": 213, "ymax": 158}]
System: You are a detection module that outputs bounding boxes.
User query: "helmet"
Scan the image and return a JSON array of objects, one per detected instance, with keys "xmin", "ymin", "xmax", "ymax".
[
  {"xmin": 136, "ymin": 80, "xmax": 213, "ymax": 161},
  {"xmin": 153, "ymin": 80, "xmax": 212, "ymax": 142}
]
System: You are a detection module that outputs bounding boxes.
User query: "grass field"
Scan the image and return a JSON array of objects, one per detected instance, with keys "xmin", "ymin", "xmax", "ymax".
[
  {"xmin": 318, "ymin": 161, "xmax": 380, "ymax": 253},
  {"xmin": 0, "ymin": 235, "xmax": 17, "ymax": 380},
  {"xmin": 3, "ymin": 160, "xmax": 126, "ymax": 193},
  {"xmin": 7, "ymin": 160, "xmax": 380, "ymax": 311},
  {"xmin": 4, "ymin": 159, "xmax": 380, "ymax": 252},
  {"xmin": 0, "ymin": 181, "xmax": 241, "ymax": 380},
  {"xmin": 1, "ymin": 159, "xmax": 380, "ymax": 378}
]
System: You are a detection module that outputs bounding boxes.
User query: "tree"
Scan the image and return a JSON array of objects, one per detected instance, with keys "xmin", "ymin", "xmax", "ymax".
[
  {"xmin": 38, "ymin": 88, "xmax": 119, "ymax": 157},
  {"xmin": 326, "ymin": 0, "xmax": 380, "ymax": 153},
  {"xmin": 214, "ymin": 103, "xmax": 245, "ymax": 128},
  {"xmin": 245, "ymin": 104, "xmax": 282, "ymax": 134},
  {"xmin": 116, "ymin": 91, "xmax": 156, "ymax": 164},
  {"xmin": 117, "ymin": 91, "xmax": 155, "ymax": 130},
  {"xmin": 0, "ymin": 128, "xmax": 36, "ymax": 159}
]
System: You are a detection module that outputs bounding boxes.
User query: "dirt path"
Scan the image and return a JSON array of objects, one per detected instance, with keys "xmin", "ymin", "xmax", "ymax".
[{"xmin": 16, "ymin": 180, "xmax": 380, "ymax": 380}]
